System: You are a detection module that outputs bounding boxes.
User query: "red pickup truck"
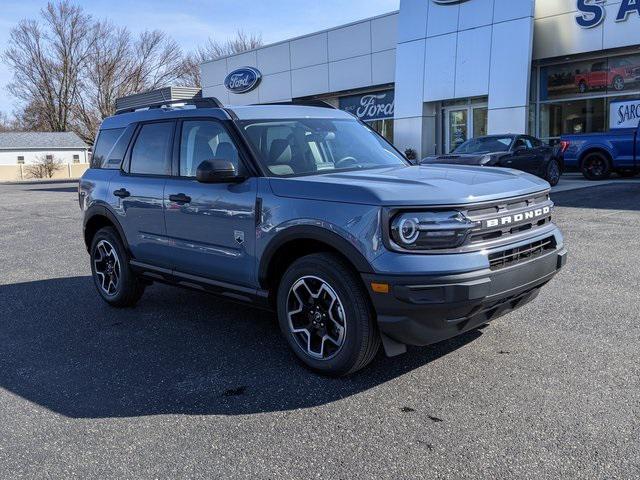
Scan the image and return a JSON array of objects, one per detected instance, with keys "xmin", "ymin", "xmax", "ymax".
[{"xmin": 575, "ymin": 60, "xmax": 640, "ymax": 94}]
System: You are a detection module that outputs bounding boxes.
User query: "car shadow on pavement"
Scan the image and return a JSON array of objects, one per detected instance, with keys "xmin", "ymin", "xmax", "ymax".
[
  {"xmin": 0, "ymin": 276, "xmax": 481, "ymax": 419},
  {"xmin": 552, "ymin": 182, "xmax": 640, "ymax": 211}
]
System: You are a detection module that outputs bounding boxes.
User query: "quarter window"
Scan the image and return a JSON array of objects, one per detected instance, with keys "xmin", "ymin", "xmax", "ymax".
[
  {"xmin": 92, "ymin": 128, "xmax": 124, "ymax": 169},
  {"xmin": 129, "ymin": 122, "xmax": 173, "ymax": 175},
  {"xmin": 179, "ymin": 120, "xmax": 240, "ymax": 177}
]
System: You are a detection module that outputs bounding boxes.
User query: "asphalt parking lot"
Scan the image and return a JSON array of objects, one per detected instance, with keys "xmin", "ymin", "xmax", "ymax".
[{"xmin": 1, "ymin": 179, "xmax": 639, "ymax": 479}]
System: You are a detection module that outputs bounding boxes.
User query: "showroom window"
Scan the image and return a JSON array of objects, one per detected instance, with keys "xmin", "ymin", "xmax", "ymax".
[{"xmin": 535, "ymin": 51, "xmax": 640, "ymax": 144}]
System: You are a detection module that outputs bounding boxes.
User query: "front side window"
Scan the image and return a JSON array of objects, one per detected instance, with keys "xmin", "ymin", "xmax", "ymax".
[
  {"xmin": 240, "ymin": 118, "xmax": 406, "ymax": 177},
  {"xmin": 129, "ymin": 122, "xmax": 173, "ymax": 175},
  {"xmin": 179, "ymin": 120, "xmax": 240, "ymax": 177},
  {"xmin": 453, "ymin": 136, "xmax": 513, "ymax": 154}
]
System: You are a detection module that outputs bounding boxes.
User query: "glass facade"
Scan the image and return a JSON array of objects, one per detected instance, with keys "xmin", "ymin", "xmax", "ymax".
[
  {"xmin": 442, "ymin": 97, "xmax": 488, "ymax": 153},
  {"xmin": 367, "ymin": 119, "xmax": 394, "ymax": 144},
  {"xmin": 535, "ymin": 51, "xmax": 640, "ymax": 144}
]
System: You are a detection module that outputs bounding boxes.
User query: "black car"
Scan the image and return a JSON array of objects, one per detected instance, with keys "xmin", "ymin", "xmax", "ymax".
[{"xmin": 422, "ymin": 135, "xmax": 563, "ymax": 186}]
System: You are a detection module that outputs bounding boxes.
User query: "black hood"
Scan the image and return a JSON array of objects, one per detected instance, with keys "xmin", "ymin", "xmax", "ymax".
[{"xmin": 422, "ymin": 153, "xmax": 486, "ymax": 165}]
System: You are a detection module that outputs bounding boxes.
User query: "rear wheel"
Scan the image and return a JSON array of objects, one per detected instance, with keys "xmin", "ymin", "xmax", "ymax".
[
  {"xmin": 277, "ymin": 253, "xmax": 380, "ymax": 376},
  {"xmin": 612, "ymin": 75, "xmax": 625, "ymax": 91},
  {"xmin": 581, "ymin": 152, "xmax": 611, "ymax": 181},
  {"xmin": 544, "ymin": 158, "xmax": 561, "ymax": 186},
  {"xmin": 90, "ymin": 227, "xmax": 145, "ymax": 307}
]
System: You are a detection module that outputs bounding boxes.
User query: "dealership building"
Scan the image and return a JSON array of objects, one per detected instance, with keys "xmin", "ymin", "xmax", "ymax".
[{"xmin": 201, "ymin": 0, "xmax": 640, "ymax": 157}]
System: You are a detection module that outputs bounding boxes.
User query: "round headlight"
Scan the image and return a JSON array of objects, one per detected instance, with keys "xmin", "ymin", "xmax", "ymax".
[{"xmin": 398, "ymin": 217, "xmax": 419, "ymax": 244}]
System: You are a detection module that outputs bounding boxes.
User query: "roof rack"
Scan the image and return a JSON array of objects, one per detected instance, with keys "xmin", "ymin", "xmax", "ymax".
[
  {"xmin": 114, "ymin": 87, "xmax": 224, "ymax": 115},
  {"xmin": 257, "ymin": 100, "xmax": 338, "ymax": 109},
  {"xmin": 115, "ymin": 97, "xmax": 224, "ymax": 115}
]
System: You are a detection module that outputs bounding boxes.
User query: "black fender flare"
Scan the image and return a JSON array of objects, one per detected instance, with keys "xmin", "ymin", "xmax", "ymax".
[
  {"xmin": 258, "ymin": 225, "xmax": 374, "ymax": 287},
  {"xmin": 83, "ymin": 204, "xmax": 129, "ymax": 252}
]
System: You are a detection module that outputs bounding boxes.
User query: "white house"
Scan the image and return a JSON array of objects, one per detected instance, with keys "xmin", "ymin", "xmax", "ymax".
[{"xmin": 0, "ymin": 132, "xmax": 89, "ymax": 166}]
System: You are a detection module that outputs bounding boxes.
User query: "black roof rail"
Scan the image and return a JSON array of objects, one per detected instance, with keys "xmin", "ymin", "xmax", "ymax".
[
  {"xmin": 257, "ymin": 99, "xmax": 338, "ymax": 109},
  {"xmin": 115, "ymin": 97, "xmax": 224, "ymax": 115}
]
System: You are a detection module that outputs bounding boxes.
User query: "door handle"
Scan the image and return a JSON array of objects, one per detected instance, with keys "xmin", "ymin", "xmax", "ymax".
[
  {"xmin": 169, "ymin": 193, "xmax": 192, "ymax": 204},
  {"xmin": 113, "ymin": 188, "xmax": 130, "ymax": 198}
]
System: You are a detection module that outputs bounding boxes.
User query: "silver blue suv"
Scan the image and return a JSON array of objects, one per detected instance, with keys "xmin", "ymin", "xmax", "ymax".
[{"xmin": 79, "ymin": 97, "xmax": 566, "ymax": 376}]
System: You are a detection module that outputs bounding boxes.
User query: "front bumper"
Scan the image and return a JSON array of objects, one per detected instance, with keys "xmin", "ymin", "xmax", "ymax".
[{"xmin": 363, "ymin": 247, "xmax": 567, "ymax": 351}]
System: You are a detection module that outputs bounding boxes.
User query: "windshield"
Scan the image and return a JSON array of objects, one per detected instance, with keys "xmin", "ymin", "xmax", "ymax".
[
  {"xmin": 238, "ymin": 118, "xmax": 407, "ymax": 176},
  {"xmin": 453, "ymin": 136, "xmax": 514, "ymax": 154}
]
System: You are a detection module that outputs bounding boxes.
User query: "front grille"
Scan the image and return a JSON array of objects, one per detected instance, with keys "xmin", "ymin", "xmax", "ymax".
[
  {"xmin": 465, "ymin": 193, "xmax": 553, "ymax": 245},
  {"xmin": 489, "ymin": 236, "xmax": 556, "ymax": 270}
]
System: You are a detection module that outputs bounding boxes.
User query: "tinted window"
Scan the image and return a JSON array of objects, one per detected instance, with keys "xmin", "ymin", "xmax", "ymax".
[
  {"xmin": 513, "ymin": 138, "xmax": 530, "ymax": 150},
  {"xmin": 91, "ymin": 128, "xmax": 124, "ymax": 168},
  {"xmin": 180, "ymin": 120, "xmax": 240, "ymax": 177},
  {"xmin": 129, "ymin": 122, "xmax": 173, "ymax": 175},
  {"xmin": 527, "ymin": 136, "xmax": 544, "ymax": 148},
  {"xmin": 453, "ymin": 136, "xmax": 513, "ymax": 154}
]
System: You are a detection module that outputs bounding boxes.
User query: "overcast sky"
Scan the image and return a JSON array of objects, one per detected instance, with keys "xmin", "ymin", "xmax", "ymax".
[{"xmin": 0, "ymin": 0, "xmax": 399, "ymax": 116}]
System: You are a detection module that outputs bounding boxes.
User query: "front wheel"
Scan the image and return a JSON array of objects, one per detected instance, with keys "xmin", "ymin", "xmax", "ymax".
[
  {"xmin": 544, "ymin": 158, "xmax": 561, "ymax": 186},
  {"xmin": 581, "ymin": 152, "xmax": 611, "ymax": 181},
  {"xmin": 90, "ymin": 227, "xmax": 145, "ymax": 307},
  {"xmin": 277, "ymin": 253, "xmax": 380, "ymax": 376}
]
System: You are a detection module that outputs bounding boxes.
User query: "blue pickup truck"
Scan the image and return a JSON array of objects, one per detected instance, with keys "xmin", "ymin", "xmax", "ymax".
[{"xmin": 560, "ymin": 121, "xmax": 640, "ymax": 180}]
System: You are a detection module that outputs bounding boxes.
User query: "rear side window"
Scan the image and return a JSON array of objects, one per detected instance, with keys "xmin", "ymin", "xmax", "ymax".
[
  {"xmin": 129, "ymin": 122, "xmax": 174, "ymax": 175},
  {"xmin": 91, "ymin": 128, "xmax": 124, "ymax": 168}
]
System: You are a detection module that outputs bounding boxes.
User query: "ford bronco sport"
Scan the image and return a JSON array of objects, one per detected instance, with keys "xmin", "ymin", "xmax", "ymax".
[{"xmin": 79, "ymin": 97, "xmax": 567, "ymax": 376}]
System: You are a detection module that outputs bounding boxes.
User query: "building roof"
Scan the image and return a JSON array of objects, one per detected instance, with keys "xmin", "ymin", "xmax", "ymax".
[{"xmin": 0, "ymin": 132, "xmax": 89, "ymax": 151}]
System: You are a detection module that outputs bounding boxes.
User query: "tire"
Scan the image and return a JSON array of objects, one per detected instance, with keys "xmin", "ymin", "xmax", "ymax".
[
  {"xmin": 578, "ymin": 81, "xmax": 587, "ymax": 94},
  {"xmin": 581, "ymin": 152, "xmax": 611, "ymax": 181},
  {"xmin": 90, "ymin": 227, "xmax": 145, "ymax": 308},
  {"xmin": 612, "ymin": 75, "xmax": 625, "ymax": 92},
  {"xmin": 277, "ymin": 253, "xmax": 381, "ymax": 376},
  {"xmin": 544, "ymin": 158, "xmax": 561, "ymax": 186}
]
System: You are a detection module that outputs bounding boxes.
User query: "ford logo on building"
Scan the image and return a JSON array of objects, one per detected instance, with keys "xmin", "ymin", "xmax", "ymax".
[{"xmin": 224, "ymin": 67, "xmax": 262, "ymax": 94}]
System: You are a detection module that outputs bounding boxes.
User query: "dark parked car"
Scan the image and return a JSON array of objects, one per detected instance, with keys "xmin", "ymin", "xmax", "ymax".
[{"xmin": 422, "ymin": 135, "xmax": 563, "ymax": 186}]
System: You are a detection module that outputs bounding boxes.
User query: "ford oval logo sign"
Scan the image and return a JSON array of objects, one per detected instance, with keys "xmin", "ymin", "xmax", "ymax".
[{"xmin": 224, "ymin": 67, "xmax": 262, "ymax": 94}]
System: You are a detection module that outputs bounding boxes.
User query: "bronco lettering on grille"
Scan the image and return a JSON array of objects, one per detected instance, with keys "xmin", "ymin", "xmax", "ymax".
[{"xmin": 485, "ymin": 206, "xmax": 551, "ymax": 229}]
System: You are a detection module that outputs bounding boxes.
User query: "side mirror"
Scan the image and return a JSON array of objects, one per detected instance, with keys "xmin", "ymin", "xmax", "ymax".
[{"xmin": 196, "ymin": 159, "xmax": 243, "ymax": 183}]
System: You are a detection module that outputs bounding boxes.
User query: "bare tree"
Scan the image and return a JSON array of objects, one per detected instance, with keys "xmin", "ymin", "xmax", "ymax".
[
  {"xmin": 0, "ymin": 112, "xmax": 15, "ymax": 132},
  {"xmin": 3, "ymin": 1, "xmax": 262, "ymax": 144},
  {"xmin": 4, "ymin": 1, "xmax": 95, "ymax": 133},
  {"xmin": 73, "ymin": 26, "xmax": 187, "ymax": 143},
  {"xmin": 25, "ymin": 154, "xmax": 64, "ymax": 179},
  {"xmin": 183, "ymin": 30, "xmax": 263, "ymax": 87}
]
